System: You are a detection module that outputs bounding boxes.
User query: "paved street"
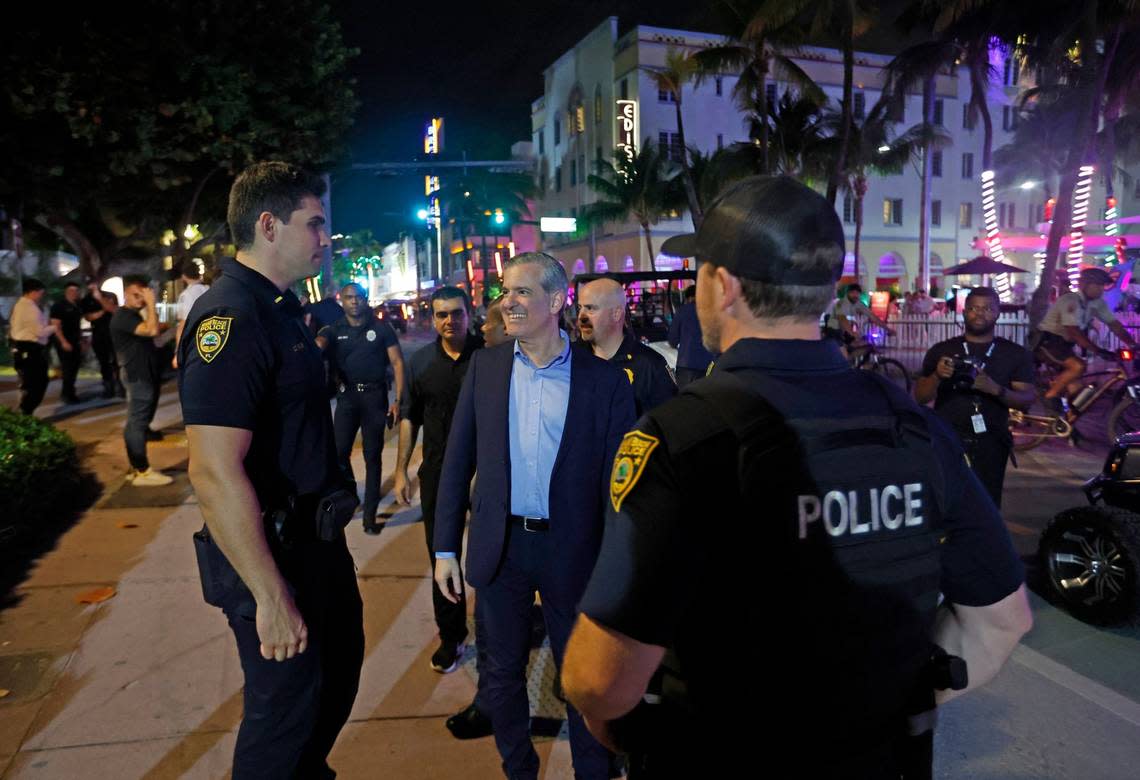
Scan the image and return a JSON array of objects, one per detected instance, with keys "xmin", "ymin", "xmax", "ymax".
[{"xmin": 2, "ymin": 342, "xmax": 1140, "ymax": 778}]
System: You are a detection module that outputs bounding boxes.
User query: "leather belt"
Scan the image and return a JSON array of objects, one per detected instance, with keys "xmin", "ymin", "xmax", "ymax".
[
  {"xmin": 509, "ymin": 515, "xmax": 549, "ymax": 532},
  {"xmin": 339, "ymin": 381, "xmax": 385, "ymax": 393}
]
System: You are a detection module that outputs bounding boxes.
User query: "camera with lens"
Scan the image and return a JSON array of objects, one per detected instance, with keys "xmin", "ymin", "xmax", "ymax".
[{"xmin": 948, "ymin": 356, "xmax": 979, "ymax": 392}]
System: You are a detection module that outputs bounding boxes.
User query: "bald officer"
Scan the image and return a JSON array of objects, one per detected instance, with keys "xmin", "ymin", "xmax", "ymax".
[{"xmin": 577, "ymin": 277, "xmax": 675, "ymax": 416}]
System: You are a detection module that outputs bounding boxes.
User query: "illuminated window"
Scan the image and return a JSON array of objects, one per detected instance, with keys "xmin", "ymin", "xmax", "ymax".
[
  {"xmin": 883, "ymin": 198, "xmax": 903, "ymax": 226},
  {"xmin": 575, "ymin": 105, "xmax": 585, "ymax": 134}
]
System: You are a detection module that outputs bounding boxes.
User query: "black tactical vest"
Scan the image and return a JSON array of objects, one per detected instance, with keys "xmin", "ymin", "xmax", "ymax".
[{"xmin": 644, "ymin": 369, "xmax": 947, "ymax": 778}]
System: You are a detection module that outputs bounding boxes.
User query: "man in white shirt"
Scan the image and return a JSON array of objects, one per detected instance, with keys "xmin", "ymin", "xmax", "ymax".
[
  {"xmin": 9, "ymin": 278, "xmax": 56, "ymax": 414},
  {"xmin": 172, "ymin": 260, "xmax": 209, "ymax": 368}
]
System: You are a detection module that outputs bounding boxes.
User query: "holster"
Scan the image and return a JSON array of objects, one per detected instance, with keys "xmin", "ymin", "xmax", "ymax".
[
  {"xmin": 899, "ymin": 646, "xmax": 968, "ymax": 780},
  {"xmin": 314, "ymin": 487, "xmax": 359, "ymax": 541},
  {"xmin": 192, "ymin": 526, "xmax": 238, "ymax": 607}
]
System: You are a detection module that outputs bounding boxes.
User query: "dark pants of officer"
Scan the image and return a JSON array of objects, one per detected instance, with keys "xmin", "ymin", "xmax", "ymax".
[
  {"xmin": 333, "ymin": 386, "xmax": 387, "ymax": 521},
  {"xmin": 674, "ymin": 367, "xmax": 703, "ymax": 390},
  {"xmin": 12, "ymin": 342, "xmax": 49, "ymax": 415},
  {"xmin": 55, "ymin": 342, "xmax": 81, "ymax": 401},
  {"xmin": 480, "ymin": 522, "xmax": 611, "ymax": 780},
  {"xmin": 93, "ymin": 337, "xmax": 123, "ymax": 397},
  {"xmin": 960, "ymin": 432, "xmax": 1010, "ymax": 508},
  {"xmin": 223, "ymin": 536, "xmax": 364, "ymax": 779},
  {"xmin": 124, "ymin": 378, "xmax": 160, "ymax": 471}
]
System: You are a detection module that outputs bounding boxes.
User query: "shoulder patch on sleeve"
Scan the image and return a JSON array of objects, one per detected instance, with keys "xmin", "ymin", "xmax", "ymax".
[
  {"xmin": 610, "ymin": 430, "xmax": 660, "ymax": 512},
  {"xmin": 196, "ymin": 316, "xmax": 233, "ymax": 363}
]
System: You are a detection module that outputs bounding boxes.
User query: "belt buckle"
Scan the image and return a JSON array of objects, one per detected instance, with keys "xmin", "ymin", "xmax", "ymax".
[{"xmin": 523, "ymin": 516, "xmax": 543, "ymax": 532}]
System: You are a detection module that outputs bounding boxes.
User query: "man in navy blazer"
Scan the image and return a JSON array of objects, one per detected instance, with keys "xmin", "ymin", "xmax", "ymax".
[{"xmin": 434, "ymin": 252, "xmax": 636, "ymax": 780}]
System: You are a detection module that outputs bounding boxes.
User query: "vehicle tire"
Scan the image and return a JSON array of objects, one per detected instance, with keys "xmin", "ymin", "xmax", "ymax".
[
  {"xmin": 1106, "ymin": 395, "xmax": 1140, "ymax": 445},
  {"xmin": 1039, "ymin": 506, "xmax": 1140, "ymax": 626},
  {"xmin": 871, "ymin": 357, "xmax": 911, "ymax": 392}
]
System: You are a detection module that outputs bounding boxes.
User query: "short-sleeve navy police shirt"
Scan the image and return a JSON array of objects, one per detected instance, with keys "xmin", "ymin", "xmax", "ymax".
[
  {"xmin": 318, "ymin": 317, "xmax": 399, "ymax": 385},
  {"xmin": 177, "ymin": 259, "xmax": 338, "ymax": 502}
]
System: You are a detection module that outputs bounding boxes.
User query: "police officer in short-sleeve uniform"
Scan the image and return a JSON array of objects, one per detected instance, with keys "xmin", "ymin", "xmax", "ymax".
[
  {"xmin": 562, "ymin": 176, "xmax": 1033, "ymax": 779},
  {"xmin": 178, "ymin": 163, "xmax": 363, "ymax": 780},
  {"xmin": 316, "ymin": 283, "xmax": 405, "ymax": 534}
]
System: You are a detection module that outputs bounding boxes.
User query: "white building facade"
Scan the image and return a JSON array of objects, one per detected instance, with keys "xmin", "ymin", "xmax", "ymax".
[{"xmin": 531, "ymin": 18, "xmax": 1134, "ymax": 293}]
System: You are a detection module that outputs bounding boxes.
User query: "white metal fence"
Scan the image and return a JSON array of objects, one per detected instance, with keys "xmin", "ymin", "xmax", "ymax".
[{"xmin": 854, "ymin": 311, "xmax": 1140, "ymax": 374}]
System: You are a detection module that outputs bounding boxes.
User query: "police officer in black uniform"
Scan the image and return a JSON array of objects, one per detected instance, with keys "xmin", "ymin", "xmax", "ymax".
[
  {"xmin": 577, "ymin": 276, "xmax": 675, "ymax": 416},
  {"xmin": 316, "ymin": 283, "xmax": 405, "ymax": 534},
  {"xmin": 562, "ymin": 176, "xmax": 1033, "ymax": 779},
  {"xmin": 915, "ymin": 287, "xmax": 1036, "ymax": 507},
  {"xmin": 178, "ymin": 162, "xmax": 364, "ymax": 780}
]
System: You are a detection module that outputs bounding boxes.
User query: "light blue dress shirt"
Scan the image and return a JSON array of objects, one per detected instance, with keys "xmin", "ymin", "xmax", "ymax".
[{"xmin": 508, "ymin": 332, "xmax": 572, "ymax": 519}]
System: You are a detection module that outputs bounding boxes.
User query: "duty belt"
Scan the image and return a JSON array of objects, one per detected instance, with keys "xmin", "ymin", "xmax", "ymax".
[
  {"xmin": 339, "ymin": 381, "xmax": 385, "ymax": 393},
  {"xmin": 509, "ymin": 515, "xmax": 549, "ymax": 532}
]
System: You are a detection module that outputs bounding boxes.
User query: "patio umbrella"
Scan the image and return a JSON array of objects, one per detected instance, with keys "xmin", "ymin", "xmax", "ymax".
[{"xmin": 941, "ymin": 255, "xmax": 1027, "ymax": 276}]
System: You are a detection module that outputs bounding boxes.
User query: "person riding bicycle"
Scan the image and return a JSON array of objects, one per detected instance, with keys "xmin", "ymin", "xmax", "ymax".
[
  {"xmin": 1036, "ymin": 266, "xmax": 1137, "ymax": 411},
  {"xmin": 822, "ymin": 283, "xmax": 895, "ymax": 357}
]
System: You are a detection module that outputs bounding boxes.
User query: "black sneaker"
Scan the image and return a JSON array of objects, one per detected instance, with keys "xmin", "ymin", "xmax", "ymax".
[
  {"xmin": 146, "ymin": 428, "xmax": 165, "ymax": 441},
  {"xmin": 430, "ymin": 640, "xmax": 466, "ymax": 673},
  {"xmin": 363, "ymin": 519, "xmax": 382, "ymax": 535},
  {"xmin": 445, "ymin": 702, "xmax": 493, "ymax": 740}
]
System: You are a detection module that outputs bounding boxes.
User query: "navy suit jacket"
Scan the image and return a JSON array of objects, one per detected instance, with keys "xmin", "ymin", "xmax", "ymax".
[{"xmin": 434, "ymin": 338, "xmax": 637, "ymax": 601}]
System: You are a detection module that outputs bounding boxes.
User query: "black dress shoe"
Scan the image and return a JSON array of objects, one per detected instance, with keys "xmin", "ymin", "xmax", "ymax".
[
  {"xmin": 146, "ymin": 428, "xmax": 165, "ymax": 441},
  {"xmin": 445, "ymin": 703, "xmax": 493, "ymax": 740},
  {"xmin": 363, "ymin": 520, "xmax": 382, "ymax": 535}
]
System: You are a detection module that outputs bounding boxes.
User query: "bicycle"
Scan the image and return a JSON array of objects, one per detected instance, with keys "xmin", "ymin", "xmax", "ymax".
[
  {"xmin": 850, "ymin": 338, "xmax": 911, "ymax": 392},
  {"xmin": 1008, "ymin": 348, "xmax": 1139, "ymax": 450}
]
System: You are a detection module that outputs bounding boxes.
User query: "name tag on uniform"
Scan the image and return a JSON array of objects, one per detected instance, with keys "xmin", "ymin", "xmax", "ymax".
[{"xmin": 971, "ymin": 413, "xmax": 987, "ymax": 434}]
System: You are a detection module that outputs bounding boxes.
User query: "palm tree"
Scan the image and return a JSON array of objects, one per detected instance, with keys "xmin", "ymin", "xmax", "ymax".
[
  {"xmin": 695, "ymin": 0, "xmax": 823, "ymax": 176},
  {"xmin": 816, "ymin": 99, "xmax": 950, "ymax": 279},
  {"xmin": 432, "ymin": 170, "xmax": 535, "ymax": 296},
  {"xmin": 584, "ymin": 142, "xmax": 684, "ymax": 272},
  {"xmin": 761, "ymin": 89, "xmax": 828, "ymax": 178},
  {"xmin": 767, "ymin": 0, "xmax": 877, "ymax": 205},
  {"xmin": 642, "ymin": 48, "xmax": 704, "ymax": 229}
]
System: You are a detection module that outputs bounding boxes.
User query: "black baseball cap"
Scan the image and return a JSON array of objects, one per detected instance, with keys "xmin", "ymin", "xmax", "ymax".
[{"xmin": 660, "ymin": 175, "xmax": 846, "ymax": 286}]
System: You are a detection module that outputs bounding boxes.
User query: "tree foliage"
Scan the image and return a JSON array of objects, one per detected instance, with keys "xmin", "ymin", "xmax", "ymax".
[{"xmin": 0, "ymin": 1, "xmax": 358, "ymax": 279}]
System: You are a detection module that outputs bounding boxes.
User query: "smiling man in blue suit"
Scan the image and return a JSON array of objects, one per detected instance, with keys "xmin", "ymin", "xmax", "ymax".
[{"xmin": 433, "ymin": 252, "xmax": 636, "ymax": 779}]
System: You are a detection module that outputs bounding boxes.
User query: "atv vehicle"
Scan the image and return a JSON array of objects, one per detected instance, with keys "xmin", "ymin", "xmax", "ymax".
[{"xmin": 1039, "ymin": 433, "xmax": 1140, "ymax": 625}]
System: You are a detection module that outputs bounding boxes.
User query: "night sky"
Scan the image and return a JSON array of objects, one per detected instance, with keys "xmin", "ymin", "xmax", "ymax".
[{"xmin": 333, "ymin": 0, "xmax": 712, "ymax": 241}]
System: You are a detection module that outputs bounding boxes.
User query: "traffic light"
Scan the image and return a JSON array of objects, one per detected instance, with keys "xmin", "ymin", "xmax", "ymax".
[
  {"xmin": 493, "ymin": 209, "xmax": 505, "ymax": 226},
  {"xmin": 416, "ymin": 208, "xmax": 429, "ymax": 221}
]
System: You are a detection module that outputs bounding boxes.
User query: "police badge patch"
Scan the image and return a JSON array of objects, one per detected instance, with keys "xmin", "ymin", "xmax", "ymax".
[
  {"xmin": 366, "ymin": 329, "xmax": 377, "ymax": 342},
  {"xmin": 195, "ymin": 316, "xmax": 233, "ymax": 363},
  {"xmin": 610, "ymin": 430, "xmax": 660, "ymax": 512}
]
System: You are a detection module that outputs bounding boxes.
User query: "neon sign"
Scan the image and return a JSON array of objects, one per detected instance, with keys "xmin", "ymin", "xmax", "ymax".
[
  {"xmin": 424, "ymin": 117, "xmax": 443, "ymax": 155},
  {"xmin": 615, "ymin": 100, "xmax": 639, "ymax": 165}
]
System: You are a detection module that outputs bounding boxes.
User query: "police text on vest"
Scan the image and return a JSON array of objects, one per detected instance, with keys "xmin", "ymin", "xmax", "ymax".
[{"xmin": 797, "ymin": 484, "xmax": 924, "ymax": 539}]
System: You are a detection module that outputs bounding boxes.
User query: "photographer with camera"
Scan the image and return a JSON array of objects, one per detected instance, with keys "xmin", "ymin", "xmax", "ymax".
[{"xmin": 915, "ymin": 287, "xmax": 1035, "ymax": 507}]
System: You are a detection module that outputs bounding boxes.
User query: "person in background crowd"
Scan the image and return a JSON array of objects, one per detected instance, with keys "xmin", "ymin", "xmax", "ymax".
[
  {"xmin": 9, "ymin": 278, "xmax": 55, "ymax": 414},
  {"xmin": 666, "ymin": 285, "xmax": 715, "ymax": 389},
  {"xmin": 915, "ymin": 287, "xmax": 1035, "ymax": 507},
  {"xmin": 316, "ymin": 282, "xmax": 405, "ymax": 534},
  {"xmin": 577, "ymin": 277, "xmax": 676, "ymax": 416},
  {"xmin": 50, "ymin": 281, "xmax": 84, "ymax": 405},
  {"xmin": 110, "ymin": 277, "xmax": 172, "ymax": 487},
  {"xmin": 172, "ymin": 260, "xmax": 210, "ymax": 368},
  {"xmin": 81, "ymin": 284, "xmax": 125, "ymax": 399},
  {"xmin": 481, "ymin": 293, "xmax": 508, "ymax": 347}
]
